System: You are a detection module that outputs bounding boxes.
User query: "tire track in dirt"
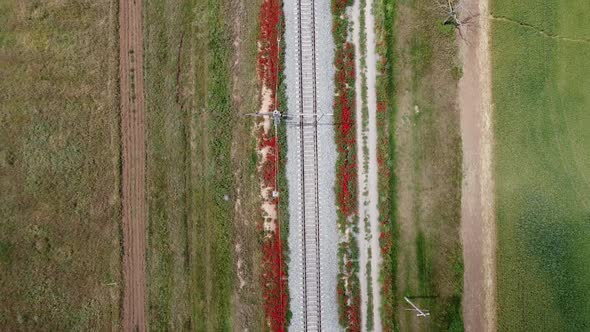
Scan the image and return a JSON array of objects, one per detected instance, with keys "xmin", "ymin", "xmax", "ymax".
[
  {"xmin": 458, "ymin": 0, "xmax": 496, "ymax": 331},
  {"xmin": 120, "ymin": 0, "xmax": 147, "ymax": 330}
]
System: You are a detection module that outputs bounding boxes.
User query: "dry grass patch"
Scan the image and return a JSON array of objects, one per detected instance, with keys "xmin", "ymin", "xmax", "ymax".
[
  {"xmin": 391, "ymin": 0, "xmax": 463, "ymax": 330},
  {"xmin": 0, "ymin": 0, "xmax": 121, "ymax": 329}
]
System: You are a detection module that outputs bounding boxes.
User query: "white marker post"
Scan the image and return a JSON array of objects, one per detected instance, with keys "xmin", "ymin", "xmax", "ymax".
[{"xmin": 404, "ymin": 297, "xmax": 431, "ymax": 318}]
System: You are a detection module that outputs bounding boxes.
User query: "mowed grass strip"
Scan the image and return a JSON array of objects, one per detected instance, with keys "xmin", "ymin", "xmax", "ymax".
[
  {"xmin": 492, "ymin": 0, "xmax": 590, "ymax": 330},
  {"xmin": 144, "ymin": 0, "xmax": 238, "ymax": 329},
  {"xmin": 0, "ymin": 0, "xmax": 121, "ymax": 329},
  {"xmin": 143, "ymin": 0, "xmax": 196, "ymax": 329},
  {"xmin": 193, "ymin": 1, "xmax": 235, "ymax": 329}
]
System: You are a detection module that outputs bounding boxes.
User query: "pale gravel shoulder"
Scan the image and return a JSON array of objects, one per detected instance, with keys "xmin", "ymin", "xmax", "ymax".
[
  {"xmin": 352, "ymin": 0, "xmax": 382, "ymax": 330},
  {"xmin": 350, "ymin": 1, "xmax": 368, "ymax": 329},
  {"xmin": 283, "ymin": 0, "xmax": 303, "ymax": 326},
  {"xmin": 284, "ymin": 0, "xmax": 340, "ymax": 330}
]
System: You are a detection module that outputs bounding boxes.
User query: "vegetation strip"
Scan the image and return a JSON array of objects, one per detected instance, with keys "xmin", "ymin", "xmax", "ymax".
[
  {"xmin": 332, "ymin": 0, "xmax": 361, "ymax": 330},
  {"xmin": 183, "ymin": 0, "xmax": 235, "ymax": 329},
  {"xmin": 373, "ymin": 0, "xmax": 397, "ymax": 329},
  {"xmin": 257, "ymin": 0, "xmax": 289, "ymax": 330}
]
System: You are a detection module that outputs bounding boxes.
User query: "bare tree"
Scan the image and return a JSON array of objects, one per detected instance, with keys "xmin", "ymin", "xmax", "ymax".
[{"xmin": 436, "ymin": 0, "xmax": 479, "ymax": 40}]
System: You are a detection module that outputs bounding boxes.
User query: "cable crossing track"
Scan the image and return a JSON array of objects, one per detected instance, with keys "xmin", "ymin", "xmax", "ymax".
[{"xmin": 297, "ymin": 0, "xmax": 322, "ymax": 330}]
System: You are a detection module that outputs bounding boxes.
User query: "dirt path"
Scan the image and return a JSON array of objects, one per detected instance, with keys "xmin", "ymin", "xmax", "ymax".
[
  {"xmin": 119, "ymin": 0, "xmax": 147, "ymax": 330},
  {"xmin": 458, "ymin": 0, "xmax": 496, "ymax": 331}
]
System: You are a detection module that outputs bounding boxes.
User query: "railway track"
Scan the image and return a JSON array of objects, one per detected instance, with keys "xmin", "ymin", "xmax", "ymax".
[{"xmin": 297, "ymin": 0, "xmax": 322, "ymax": 330}]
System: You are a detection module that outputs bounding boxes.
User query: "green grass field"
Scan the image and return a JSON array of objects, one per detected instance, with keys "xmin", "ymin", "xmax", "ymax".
[
  {"xmin": 0, "ymin": 0, "xmax": 121, "ymax": 329},
  {"xmin": 144, "ymin": 0, "xmax": 263, "ymax": 329},
  {"xmin": 143, "ymin": 0, "xmax": 197, "ymax": 328},
  {"xmin": 492, "ymin": 0, "xmax": 590, "ymax": 330},
  {"xmin": 0, "ymin": 0, "xmax": 261, "ymax": 329},
  {"xmin": 144, "ymin": 0, "xmax": 233, "ymax": 329}
]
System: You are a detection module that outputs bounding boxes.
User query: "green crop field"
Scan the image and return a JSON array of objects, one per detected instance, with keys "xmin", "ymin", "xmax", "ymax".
[{"xmin": 492, "ymin": 0, "xmax": 590, "ymax": 330}]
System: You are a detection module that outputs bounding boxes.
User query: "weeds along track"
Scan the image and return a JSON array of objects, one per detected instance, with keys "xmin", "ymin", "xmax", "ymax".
[
  {"xmin": 119, "ymin": 0, "xmax": 147, "ymax": 330},
  {"xmin": 297, "ymin": 0, "xmax": 322, "ymax": 329}
]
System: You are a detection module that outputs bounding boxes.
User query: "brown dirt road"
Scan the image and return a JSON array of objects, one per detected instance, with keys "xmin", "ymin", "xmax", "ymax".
[
  {"xmin": 119, "ymin": 0, "xmax": 147, "ymax": 330},
  {"xmin": 458, "ymin": 0, "xmax": 496, "ymax": 331}
]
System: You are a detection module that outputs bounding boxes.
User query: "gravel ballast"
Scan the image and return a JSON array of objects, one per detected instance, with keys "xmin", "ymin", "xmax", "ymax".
[{"xmin": 284, "ymin": 0, "xmax": 339, "ymax": 330}]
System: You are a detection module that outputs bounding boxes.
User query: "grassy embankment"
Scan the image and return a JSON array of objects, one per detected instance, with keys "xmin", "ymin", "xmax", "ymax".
[
  {"xmin": 144, "ymin": 0, "xmax": 262, "ymax": 329},
  {"xmin": 0, "ymin": 1, "xmax": 121, "ymax": 329},
  {"xmin": 491, "ymin": 0, "xmax": 590, "ymax": 330},
  {"xmin": 256, "ymin": 0, "xmax": 290, "ymax": 329},
  {"xmin": 235, "ymin": 0, "xmax": 270, "ymax": 330},
  {"xmin": 376, "ymin": 0, "xmax": 464, "ymax": 330}
]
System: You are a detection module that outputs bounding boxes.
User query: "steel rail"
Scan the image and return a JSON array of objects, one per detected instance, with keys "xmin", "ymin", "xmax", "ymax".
[{"xmin": 297, "ymin": 0, "xmax": 322, "ymax": 330}]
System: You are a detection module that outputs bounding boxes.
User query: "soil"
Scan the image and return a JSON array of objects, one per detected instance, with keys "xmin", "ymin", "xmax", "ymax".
[
  {"xmin": 119, "ymin": 0, "xmax": 147, "ymax": 330},
  {"xmin": 458, "ymin": 0, "xmax": 496, "ymax": 330}
]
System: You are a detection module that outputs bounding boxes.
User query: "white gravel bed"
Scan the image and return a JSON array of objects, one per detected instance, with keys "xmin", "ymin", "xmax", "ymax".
[{"xmin": 284, "ymin": 0, "xmax": 340, "ymax": 330}]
